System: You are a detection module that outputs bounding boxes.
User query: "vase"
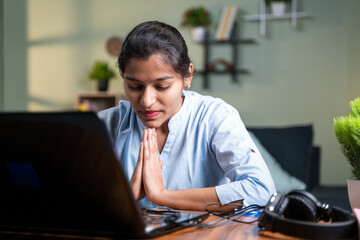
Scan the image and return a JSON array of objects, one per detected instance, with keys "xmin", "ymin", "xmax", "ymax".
[
  {"xmin": 191, "ymin": 27, "xmax": 206, "ymax": 43},
  {"xmin": 97, "ymin": 80, "xmax": 109, "ymax": 92},
  {"xmin": 270, "ymin": 2, "xmax": 286, "ymax": 16},
  {"xmin": 347, "ymin": 179, "xmax": 360, "ymax": 211}
]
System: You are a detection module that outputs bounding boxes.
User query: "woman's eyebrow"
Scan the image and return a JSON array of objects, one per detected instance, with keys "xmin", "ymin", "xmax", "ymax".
[
  {"xmin": 123, "ymin": 76, "xmax": 139, "ymax": 82},
  {"xmin": 124, "ymin": 75, "xmax": 174, "ymax": 83}
]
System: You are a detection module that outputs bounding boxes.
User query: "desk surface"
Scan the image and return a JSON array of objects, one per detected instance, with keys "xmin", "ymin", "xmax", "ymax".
[
  {"xmin": 153, "ymin": 215, "xmax": 300, "ymax": 240},
  {"xmin": 0, "ymin": 215, "xmax": 300, "ymax": 240}
]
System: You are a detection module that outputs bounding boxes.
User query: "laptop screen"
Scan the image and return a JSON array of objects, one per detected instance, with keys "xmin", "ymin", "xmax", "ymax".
[
  {"xmin": 0, "ymin": 111, "xmax": 146, "ymax": 236},
  {"xmin": 0, "ymin": 111, "xmax": 209, "ymax": 238}
]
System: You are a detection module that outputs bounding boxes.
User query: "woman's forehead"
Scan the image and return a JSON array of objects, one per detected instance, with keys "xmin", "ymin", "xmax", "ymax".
[{"xmin": 123, "ymin": 55, "xmax": 179, "ymax": 80}]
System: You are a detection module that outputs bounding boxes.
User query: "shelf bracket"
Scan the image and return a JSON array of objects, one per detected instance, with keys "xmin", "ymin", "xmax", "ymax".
[{"xmin": 243, "ymin": 0, "xmax": 309, "ymax": 38}]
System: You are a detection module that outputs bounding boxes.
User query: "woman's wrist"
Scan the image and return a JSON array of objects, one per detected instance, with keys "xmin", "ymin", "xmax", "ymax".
[{"xmin": 146, "ymin": 187, "xmax": 169, "ymax": 206}]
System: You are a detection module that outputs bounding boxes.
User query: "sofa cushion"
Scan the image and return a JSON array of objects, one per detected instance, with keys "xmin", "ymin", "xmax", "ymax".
[
  {"xmin": 249, "ymin": 131, "xmax": 306, "ymax": 193},
  {"xmin": 247, "ymin": 125, "xmax": 313, "ymax": 185}
]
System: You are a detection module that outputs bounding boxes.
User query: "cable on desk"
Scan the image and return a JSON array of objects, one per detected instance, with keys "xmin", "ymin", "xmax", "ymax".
[
  {"xmin": 207, "ymin": 203, "xmax": 263, "ymax": 224},
  {"xmin": 172, "ymin": 203, "xmax": 264, "ymax": 229}
]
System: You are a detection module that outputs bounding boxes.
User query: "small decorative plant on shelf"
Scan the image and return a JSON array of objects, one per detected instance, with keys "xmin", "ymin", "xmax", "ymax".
[
  {"xmin": 88, "ymin": 61, "xmax": 116, "ymax": 91},
  {"xmin": 265, "ymin": 0, "xmax": 291, "ymax": 16},
  {"xmin": 333, "ymin": 97, "xmax": 360, "ymax": 210},
  {"xmin": 181, "ymin": 6, "xmax": 212, "ymax": 27},
  {"xmin": 181, "ymin": 6, "xmax": 212, "ymax": 42},
  {"xmin": 265, "ymin": 0, "xmax": 291, "ymax": 3}
]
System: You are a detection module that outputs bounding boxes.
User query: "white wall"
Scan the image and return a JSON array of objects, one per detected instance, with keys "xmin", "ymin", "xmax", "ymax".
[{"xmin": 2, "ymin": 0, "xmax": 360, "ymax": 185}]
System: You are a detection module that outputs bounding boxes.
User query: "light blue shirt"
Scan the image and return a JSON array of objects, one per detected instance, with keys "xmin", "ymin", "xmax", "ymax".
[{"xmin": 98, "ymin": 90, "xmax": 275, "ymax": 208}]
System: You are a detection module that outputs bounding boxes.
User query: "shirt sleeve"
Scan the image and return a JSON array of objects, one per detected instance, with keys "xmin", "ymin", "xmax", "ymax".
[
  {"xmin": 97, "ymin": 106, "xmax": 120, "ymax": 145},
  {"xmin": 211, "ymin": 109, "xmax": 276, "ymax": 207}
]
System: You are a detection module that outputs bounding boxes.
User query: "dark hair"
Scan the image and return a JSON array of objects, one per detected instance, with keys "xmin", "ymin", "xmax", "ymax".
[{"xmin": 118, "ymin": 21, "xmax": 192, "ymax": 78}]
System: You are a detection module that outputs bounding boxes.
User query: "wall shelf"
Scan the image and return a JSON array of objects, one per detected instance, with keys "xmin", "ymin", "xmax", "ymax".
[
  {"xmin": 198, "ymin": 22, "xmax": 256, "ymax": 89},
  {"xmin": 242, "ymin": 0, "xmax": 309, "ymax": 37},
  {"xmin": 76, "ymin": 92, "xmax": 122, "ymax": 112}
]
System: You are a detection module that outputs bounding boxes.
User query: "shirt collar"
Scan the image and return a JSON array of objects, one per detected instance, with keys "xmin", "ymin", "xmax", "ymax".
[{"xmin": 168, "ymin": 90, "xmax": 189, "ymax": 132}]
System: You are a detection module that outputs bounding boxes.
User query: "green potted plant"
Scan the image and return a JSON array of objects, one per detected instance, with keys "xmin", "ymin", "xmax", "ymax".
[
  {"xmin": 181, "ymin": 6, "xmax": 212, "ymax": 42},
  {"xmin": 88, "ymin": 61, "xmax": 116, "ymax": 91},
  {"xmin": 333, "ymin": 97, "xmax": 360, "ymax": 210},
  {"xmin": 265, "ymin": 0, "xmax": 291, "ymax": 16}
]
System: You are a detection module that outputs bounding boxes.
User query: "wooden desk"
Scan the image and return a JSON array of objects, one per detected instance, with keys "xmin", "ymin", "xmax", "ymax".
[
  {"xmin": 0, "ymin": 215, "xmax": 300, "ymax": 240},
  {"xmin": 153, "ymin": 215, "xmax": 300, "ymax": 240}
]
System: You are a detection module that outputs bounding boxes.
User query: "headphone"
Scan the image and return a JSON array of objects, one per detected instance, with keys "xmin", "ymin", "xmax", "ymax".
[{"xmin": 258, "ymin": 190, "xmax": 358, "ymax": 239}]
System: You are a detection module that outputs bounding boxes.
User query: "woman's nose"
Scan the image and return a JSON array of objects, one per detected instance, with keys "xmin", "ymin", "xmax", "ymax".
[{"xmin": 140, "ymin": 87, "xmax": 156, "ymax": 108}]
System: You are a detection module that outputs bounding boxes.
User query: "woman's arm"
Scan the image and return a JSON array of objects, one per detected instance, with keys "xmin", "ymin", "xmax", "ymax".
[
  {"xmin": 210, "ymin": 110, "xmax": 276, "ymax": 207},
  {"xmin": 150, "ymin": 186, "xmax": 243, "ymax": 212}
]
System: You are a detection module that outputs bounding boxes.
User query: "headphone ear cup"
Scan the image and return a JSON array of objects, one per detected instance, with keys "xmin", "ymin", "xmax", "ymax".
[{"xmin": 283, "ymin": 194, "xmax": 318, "ymax": 221}]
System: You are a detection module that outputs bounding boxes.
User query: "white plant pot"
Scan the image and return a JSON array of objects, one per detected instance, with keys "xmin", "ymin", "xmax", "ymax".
[
  {"xmin": 191, "ymin": 27, "xmax": 206, "ymax": 43},
  {"xmin": 347, "ymin": 179, "xmax": 360, "ymax": 211},
  {"xmin": 271, "ymin": 2, "xmax": 286, "ymax": 16}
]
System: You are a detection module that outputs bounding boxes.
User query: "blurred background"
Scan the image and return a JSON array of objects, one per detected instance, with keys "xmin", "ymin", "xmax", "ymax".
[{"xmin": 1, "ymin": 0, "xmax": 359, "ymax": 187}]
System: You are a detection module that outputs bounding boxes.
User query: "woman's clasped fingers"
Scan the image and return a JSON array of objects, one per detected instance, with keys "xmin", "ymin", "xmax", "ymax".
[
  {"xmin": 142, "ymin": 128, "xmax": 166, "ymax": 203},
  {"xmin": 129, "ymin": 141, "xmax": 145, "ymax": 201}
]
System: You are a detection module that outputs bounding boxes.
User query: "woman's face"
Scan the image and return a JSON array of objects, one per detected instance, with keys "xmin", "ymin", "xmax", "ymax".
[{"xmin": 123, "ymin": 54, "xmax": 192, "ymax": 130}]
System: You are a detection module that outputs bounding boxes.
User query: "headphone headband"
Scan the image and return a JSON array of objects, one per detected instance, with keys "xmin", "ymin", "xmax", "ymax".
[{"xmin": 258, "ymin": 191, "xmax": 358, "ymax": 239}]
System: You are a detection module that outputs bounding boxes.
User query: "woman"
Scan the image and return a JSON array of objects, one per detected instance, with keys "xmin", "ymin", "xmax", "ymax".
[{"xmin": 98, "ymin": 21, "xmax": 275, "ymax": 211}]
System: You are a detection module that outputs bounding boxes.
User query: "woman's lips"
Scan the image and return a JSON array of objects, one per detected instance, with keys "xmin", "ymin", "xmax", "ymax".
[{"xmin": 140, "ymin": 111, "xmax": 161, "ymax": 118}]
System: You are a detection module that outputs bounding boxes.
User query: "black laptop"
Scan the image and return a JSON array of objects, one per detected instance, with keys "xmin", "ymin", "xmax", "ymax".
[{"xmin": 0, "ymin": 111, "xmax": 209, "ymax": 238}]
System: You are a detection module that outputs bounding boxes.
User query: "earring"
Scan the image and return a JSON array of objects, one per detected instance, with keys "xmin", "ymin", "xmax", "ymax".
[{"xmin": 185, "ymin": 82, "xmax": 191, "ymax": 88}]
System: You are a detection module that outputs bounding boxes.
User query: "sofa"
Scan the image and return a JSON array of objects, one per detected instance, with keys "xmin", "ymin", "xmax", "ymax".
[{"xmin": 247, "ymin": 125, "xmax": 351, "ymax": 212}]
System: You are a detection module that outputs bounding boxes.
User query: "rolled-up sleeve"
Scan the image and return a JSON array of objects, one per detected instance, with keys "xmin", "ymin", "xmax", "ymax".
[{"xmin": 211, "ymin": 110, "xmax": 276, "ymax": 207}]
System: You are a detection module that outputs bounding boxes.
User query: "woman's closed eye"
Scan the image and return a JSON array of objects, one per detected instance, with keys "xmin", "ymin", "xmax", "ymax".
[
  {"xmin": 127, "ymin": 84, "xmax": 143, "ymax": 90},
  {"xmin": 155, "ymin": 84, "xmax": 170, "ymax": 90},
  {"xmin": 127, "ymin": 84, "xmax": 170, "ymax": 91}
]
